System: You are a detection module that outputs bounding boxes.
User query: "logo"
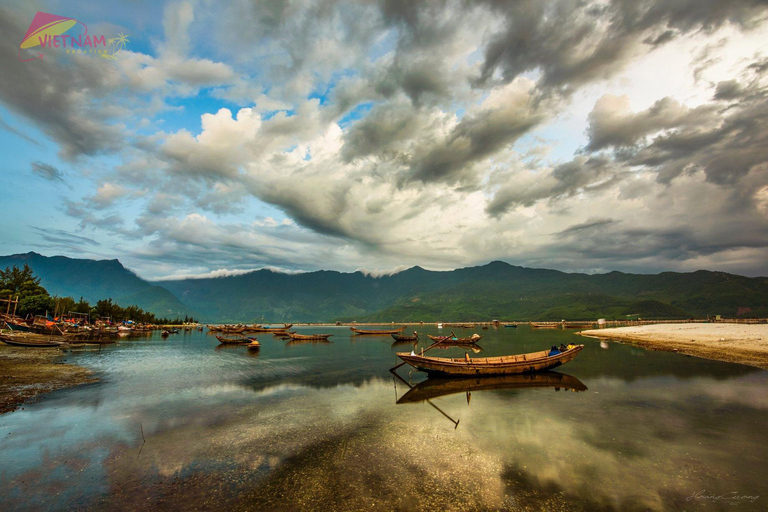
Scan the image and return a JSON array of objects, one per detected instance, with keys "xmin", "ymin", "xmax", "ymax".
[{"xmin": 19, "ymin": 11, "xmax": 128, "ymax": 62}]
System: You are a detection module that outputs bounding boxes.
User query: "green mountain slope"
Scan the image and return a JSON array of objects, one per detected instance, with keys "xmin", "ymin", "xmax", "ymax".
[
  {"xmin": 2, "ymin": 254, "xmax": 765, "ymax": 322},
  {"xmin": 160, "ymin": 261, "xmax": 768, "ymax": 322},
  {"xmin": 0, "ymin": 252, "xmax": 194, "ymax": 318}
]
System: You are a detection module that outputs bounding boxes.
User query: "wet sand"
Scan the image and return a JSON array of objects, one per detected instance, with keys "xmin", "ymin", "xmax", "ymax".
[
  {"xmin": 0, "ymin": 346, "xmax": 96, "ymax": 414},
  {"xmin": 580, "ymin": 323, "xmax": 768, "ymax": 369}
]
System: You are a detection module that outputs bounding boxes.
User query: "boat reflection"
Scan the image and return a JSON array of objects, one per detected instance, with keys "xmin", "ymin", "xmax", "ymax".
[
  {"xmin": 391, "ymin": 339, "xmax": 418, "ymax": 348},
  {"xmin": 433, "ymin": 343, "xmax": 484, "ymax": 353},
  {"xmin": 397, "ymin": 371, "xmax": 587, "ymax": 404},
  {"xmin": 286, "ymin": 339, "xmax": 333, "ymax": 347}
]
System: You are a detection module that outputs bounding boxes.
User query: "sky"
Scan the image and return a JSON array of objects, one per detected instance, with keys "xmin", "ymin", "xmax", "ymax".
[{"xmin": 1, "ymin": 0, "xmax": 767, "ymax": 280}]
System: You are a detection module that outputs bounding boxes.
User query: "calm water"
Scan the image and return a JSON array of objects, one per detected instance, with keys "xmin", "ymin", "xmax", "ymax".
[{"xmin": 1, "ymin": 326, "xmax": 766, "ymax": 511}]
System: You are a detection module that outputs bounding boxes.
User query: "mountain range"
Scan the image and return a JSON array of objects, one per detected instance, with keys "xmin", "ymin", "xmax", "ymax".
[{"xmin": 2, "ymin": 252, "xmax": 767, "ymax": 322}]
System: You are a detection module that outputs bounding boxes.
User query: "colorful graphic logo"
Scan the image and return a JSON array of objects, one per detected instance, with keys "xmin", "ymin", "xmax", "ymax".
[{"xmin": 19, "ymin": 11, "xmax": 128, "ymax": 62}]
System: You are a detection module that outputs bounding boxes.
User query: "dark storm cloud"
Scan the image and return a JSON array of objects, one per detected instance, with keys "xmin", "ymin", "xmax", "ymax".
[
  {"xmin": 0, "ymin": 11, "xmax": 124, "ymax": 160},
  {"xmin": 477, "ymin": 0, "xmax": 768, "ymax": 93},
  {"xmin": 30, "ymin": 161, "xmax": 64, "ymax": 182}
]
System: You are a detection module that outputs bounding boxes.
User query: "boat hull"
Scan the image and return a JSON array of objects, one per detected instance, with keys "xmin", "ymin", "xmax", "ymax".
[
  {"xmin": 396, "ymin": 345, "xmax": 583, "ymax": 376},
  {"xmin": 427, "ymin": 334, "xmax": 482, "ymax": 344},
  {"xmin": 350, "ymin": 326, "xmax": 406, "ymax": 335}
]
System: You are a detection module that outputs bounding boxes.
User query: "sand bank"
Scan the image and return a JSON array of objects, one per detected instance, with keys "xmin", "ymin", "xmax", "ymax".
[
  {"xmin": 0, "ymin": 346, "xmax": 96, "ymax": 415},
  {"xmin": 580, "ymin": 323, "xmax": 768, "ymax": 369}
]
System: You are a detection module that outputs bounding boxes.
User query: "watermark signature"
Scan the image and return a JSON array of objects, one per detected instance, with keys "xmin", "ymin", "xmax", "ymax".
[
  {"xmin": 19, "ymin": 11, "xmax": 128, "ymax": 62},
  {"xmin": 687, "ymin": 490, "xmax": 760, "ymax": 505}
]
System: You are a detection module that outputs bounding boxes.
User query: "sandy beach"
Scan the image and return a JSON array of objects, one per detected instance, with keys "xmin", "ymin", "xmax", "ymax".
[
  {"xmin": 0, "ymin": 346, "xmax": 96, "ymax": 415},
  {"xmin": 580, "ymin": 323, "xmax": 768, "ymax": 369}
]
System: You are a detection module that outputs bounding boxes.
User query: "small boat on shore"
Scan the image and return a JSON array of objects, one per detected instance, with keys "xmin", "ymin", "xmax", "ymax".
[
  {"xmin": 503, "ymin": 324, "xmax": 518, "ymax": 328},
  {"xmin": 350, "ymin": 326, "xmax": 406, "ymax": 335},
  {"xmin": 396, "ymin": 345, "xmax": 584, "ymax": 376},
  {"xmin": 392, "ymin": 332, "xmax": 419, "ymax": 342},
  {"xmin": 0, "ymin": 334, "xmax": 68, "ymax": 348},
  {"xmin": 287, "ymin": 332, "xmax": 333, "ymax": 341},
  {"xmin": 3, "ymin": 320, "xmax": 31, "ymax": 332},
  {"xmin": 427, "ymin": 333, "xmax": 483, "ymax": 344}
]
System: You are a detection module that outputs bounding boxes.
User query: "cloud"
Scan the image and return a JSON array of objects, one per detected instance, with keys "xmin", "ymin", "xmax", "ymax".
[
  {"xmin": 0, "ymin": 11, "xmax": 125, "ymax": 160},
  {"xmin": 477, "ymin": 0, "xmax": 768, "ymax": 93},
  {"xmin": 30, "ymin": 161, "xmax": 64, "ymax": 182}
]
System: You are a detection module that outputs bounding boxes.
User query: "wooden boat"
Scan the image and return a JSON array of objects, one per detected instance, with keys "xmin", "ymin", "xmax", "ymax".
[
  {"xmin": 0, "ymin": 334, "xmax": 67, "ymax": 348},
  {"xmin": 3, "ymin": 320, "xmax": 31, "ymax": 332},
  {"xmin": 396, "ymin": 345, "xmax": 584, "ymax": 376},
  {"xmin": 350, "ymin": 326, "xmax": 406, "ymax": 335},
  {"xmin": 287, "ymin": 332, "xmax": 333, "ymax": 341},
  {"xmin": 427, "ymin": 333, "xmax": 483, "ymax": 344},
  {"xmin": 245, "ymin": 324, "xmax": 293, "ymax": 333},
  {"xmin": 530, "ymin": 322, "xmax": 561, "ymax": 329},
  {"xmin": 215, "ymin": 335, "xmax": 251, "ymax": 344},
  {"xmin": 397, "ymin": 372, "xmax": 588, "ymax": 403},
  {"xmin": 392, "ymin": 332, "xmax": 419, "ymax": 342},
  {"xmin": 247, "ymin": 340, "xmax": 261, "ymax": 349},
  {"xmin": 503, "ymin": 324, "xmax": 517, "ymax": 328}
]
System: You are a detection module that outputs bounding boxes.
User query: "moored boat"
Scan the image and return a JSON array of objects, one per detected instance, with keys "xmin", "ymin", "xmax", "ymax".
[
  {"xmin": 0, "ymin": 334, "xmax": 68, "ymax": 348},
  {"xmin": 530, "ymin": 322, "xmax": 561, "ymax": 329},
  {"xmin": 215, "ymin": 335, "xmax": 250, "ymax": 344},
  {"xmin": 427, "ymin": 333, "xmax": 483, "ymax": 344},
  {"xmin": 245, "ymin": 324, "xmax": 293, "ymax": 333},
  {"xmin": 392, "ymin": 331, "xmax": 419, "ymax": 342},
  {"xmin": 396, "ymin": 345, "xmax": 584, "ymax": 376},
  {"xmin": 350, "ymin": 326, "xmax": 406, "ymax": 335},
  {"xmin": 287, "ymin": 332, "xmax": 333, "ymax": 340},
  {"xmin": 3, "ymin": 320, "xmax": 31, "ymax": 332}
]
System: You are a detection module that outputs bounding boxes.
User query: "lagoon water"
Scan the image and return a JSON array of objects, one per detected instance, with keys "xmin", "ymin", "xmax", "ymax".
[{"xmin": 1, "ymin": 326, "xmax": 766, "ymax": 511}]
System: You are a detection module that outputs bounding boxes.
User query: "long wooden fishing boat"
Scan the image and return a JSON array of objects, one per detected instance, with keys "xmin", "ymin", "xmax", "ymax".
[
  {"xmin": 392, "ymin": 332, "xmax": 419, "ymax": 342},
  {"xmin": 287, "ymin": 332, "xmax": 333, "ymax": 340},
  {"xmin": 0, "ymin": 334, "xmax": 67, "ymax": 348},
  {"xmin": 397, "ymin": 372, "xmax": 588, "ymax": 403},
  {"xmin": 396, "ymin": 345, "xmax": 584, "ymax": 376},
  {"xmin": 530, "ymin": 322, "xmax": 561, "ymax": 329},
  {"xmin": 350, "ymin": 326, "xmax": 406, "ymax": 335},
  {"xmin": 246, "ymin": 323, "xmax": 293, "ymax": 333},
  {"xmin": 427, "ymin": 333, "xmax": 483, "ymax": 344},
  {"xmin": 215, "ymin": 335, "xmax": 253, "ymax": 344}
]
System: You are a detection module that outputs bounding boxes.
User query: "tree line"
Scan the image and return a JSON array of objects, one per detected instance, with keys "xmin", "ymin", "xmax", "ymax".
[{"xmin": 0, "ymin": 264, "xmax": 195, "ymax": 324}]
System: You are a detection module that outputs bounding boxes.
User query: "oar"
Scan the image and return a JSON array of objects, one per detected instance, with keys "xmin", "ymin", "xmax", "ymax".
[{"xmin": 389, "ymin": 332, "xmax": 449, "ymax": 371}]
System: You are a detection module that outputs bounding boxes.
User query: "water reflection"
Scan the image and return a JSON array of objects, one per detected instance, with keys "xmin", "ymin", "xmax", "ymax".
[
  {"xmin": 0, "ymin": 326, "xmax": 766, "ymax": 511},
  {"xmin": 395, "ymin": 371, "xmax": 588, "ymax": 404}
]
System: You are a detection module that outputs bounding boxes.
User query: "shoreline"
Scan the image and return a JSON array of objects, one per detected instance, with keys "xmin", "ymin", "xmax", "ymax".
[
  {"xmin": 0, "ymin": 346, "xmax": 96, "ymax": 415},
  {"xmin": 579, "ymin": 323, "xmax": 768, "ymax": 370}
]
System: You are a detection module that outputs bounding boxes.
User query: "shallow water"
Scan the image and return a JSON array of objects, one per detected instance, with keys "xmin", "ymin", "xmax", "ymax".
[{"xmin": 0, "ymin": 326, "xmax": 766, "ymax": 511}]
